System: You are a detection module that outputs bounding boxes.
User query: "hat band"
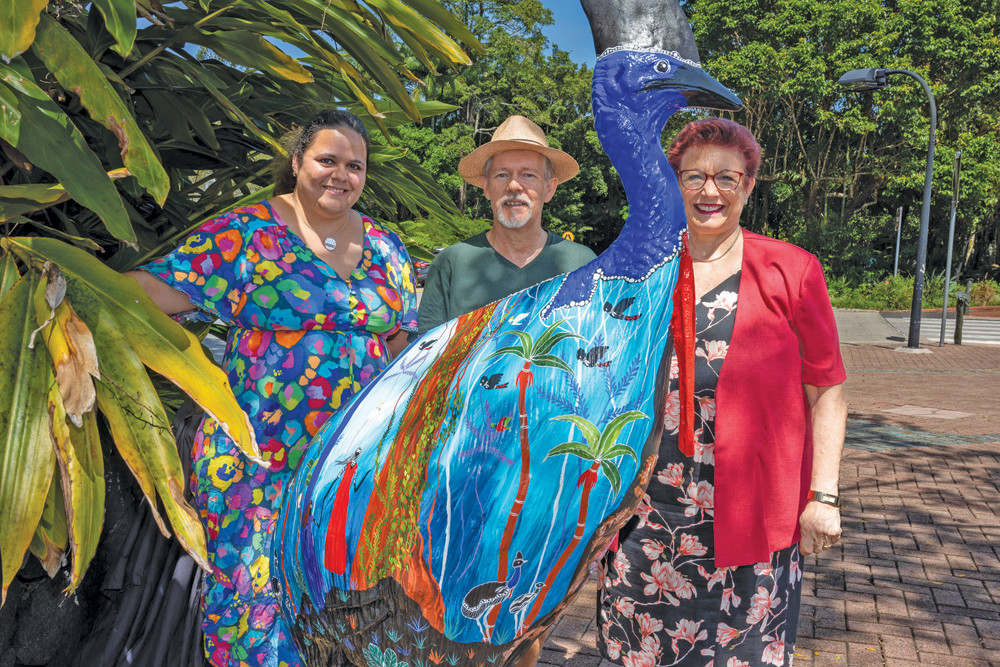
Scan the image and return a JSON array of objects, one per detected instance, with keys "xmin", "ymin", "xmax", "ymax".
[{"xmin": 504, "ymin": 138, "xmax": 547, "ymax": 147}]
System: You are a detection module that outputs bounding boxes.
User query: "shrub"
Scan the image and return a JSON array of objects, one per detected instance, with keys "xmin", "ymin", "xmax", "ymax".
[{"xmin": 969, "ymin": 280, "xmax": 1000, "ymax": 307}]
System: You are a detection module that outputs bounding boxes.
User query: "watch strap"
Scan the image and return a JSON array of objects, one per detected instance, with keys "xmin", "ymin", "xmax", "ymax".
[{"xmin": 807, "ymin": 490, "xmax": 841, "ymax": 508}]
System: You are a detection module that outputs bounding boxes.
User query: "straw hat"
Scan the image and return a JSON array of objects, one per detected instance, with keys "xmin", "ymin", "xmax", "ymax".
[{"xmin": 458, "ymin": 115, "xmax": 579, "ymax": 186}]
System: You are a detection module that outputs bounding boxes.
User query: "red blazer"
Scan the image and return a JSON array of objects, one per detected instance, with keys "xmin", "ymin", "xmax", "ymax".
[{"xmin": 712, "ymin": 231, "xmax": 846, "ymax": 567}]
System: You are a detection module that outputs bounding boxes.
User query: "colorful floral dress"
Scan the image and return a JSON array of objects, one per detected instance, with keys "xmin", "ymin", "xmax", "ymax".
[
  {"xmin": 598, "ymin": 272, "xmax": 802, "ymax": 667},
  {"xmin": 140, "ymin": 201, "xmax": 417, "ymax": 667}
]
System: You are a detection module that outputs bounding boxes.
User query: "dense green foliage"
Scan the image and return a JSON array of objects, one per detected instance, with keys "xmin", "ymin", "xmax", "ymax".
[
  {"xmin": 689, "ymin": 0, "xmax": 1000, "ymax": 282},
  {"xmin": 827, "ymin": 275, "xmax": 1000, "ymax": 309},
  {"xmin": 395, "ymin": 0, "xmax": 624, "ymax": 250},
  {"xmin": 399, "ymin": 0, "xmax": 1000, "ymax": 284}
]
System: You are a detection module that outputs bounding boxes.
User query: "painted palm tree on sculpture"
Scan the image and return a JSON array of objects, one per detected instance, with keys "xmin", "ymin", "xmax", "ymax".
[
  {"xmin": 480, "ymin": 321, "xmax": 581, "ymax": 637},
  {"xmin": 521, "ymin": 411, "xmax": 646, "ymax": 628}
]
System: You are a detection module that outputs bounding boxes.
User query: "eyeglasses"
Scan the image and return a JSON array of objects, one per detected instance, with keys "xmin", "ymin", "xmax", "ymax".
[{"xmin": 678, "ymin": 169, "xmax": 745, "ymax": 192}]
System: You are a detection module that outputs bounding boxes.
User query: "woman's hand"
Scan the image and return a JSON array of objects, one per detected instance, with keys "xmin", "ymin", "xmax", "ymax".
[
  {"xmin": 799, "ymin": 500, "xmax": 841, "ymax": 555},
  {"xmin": 801, "ymin": 382, "xmax": 847, "ymax": 557}
]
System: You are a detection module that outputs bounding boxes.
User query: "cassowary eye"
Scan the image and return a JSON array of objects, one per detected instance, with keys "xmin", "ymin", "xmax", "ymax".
[{"xmin": 655, "ymin": 60, "xmax": 669, "ymax": 73}]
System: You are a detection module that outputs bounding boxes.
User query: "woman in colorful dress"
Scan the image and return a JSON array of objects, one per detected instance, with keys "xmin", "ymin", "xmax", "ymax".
[
  {"xmin": 128, "ymin": 109, "xmax": 418, "ymax": 666},
  {"xmin": 597, "ymin": 118, "xmax": 847, "ymax": 667}
]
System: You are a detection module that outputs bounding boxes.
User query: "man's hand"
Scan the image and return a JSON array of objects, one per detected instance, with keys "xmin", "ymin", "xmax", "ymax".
[{"xmin": 799, "ymin": 500, "xmax": 841, "ymax": 556}]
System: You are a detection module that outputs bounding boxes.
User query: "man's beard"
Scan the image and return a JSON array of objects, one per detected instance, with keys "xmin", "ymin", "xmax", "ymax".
[{"xmin": 496, "ymin": 196, "xmax": 532, "ymax": 229}]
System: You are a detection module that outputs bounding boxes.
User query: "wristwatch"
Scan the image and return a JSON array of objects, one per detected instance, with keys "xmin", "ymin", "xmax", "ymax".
[{"xmin": 806, "ymin": 490, "xmax": 841, "ymax": 508}]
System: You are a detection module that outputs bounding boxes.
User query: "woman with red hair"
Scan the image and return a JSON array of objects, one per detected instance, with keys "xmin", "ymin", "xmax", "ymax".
[{"xmin": 598, "ymin": 118, "xmax": 847, "ymax": 666}]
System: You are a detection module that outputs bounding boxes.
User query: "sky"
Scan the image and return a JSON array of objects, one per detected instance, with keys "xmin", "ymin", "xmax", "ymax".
[{"xmin": 539, "ymin": 0, "xmax": 596, "ymax": 66}]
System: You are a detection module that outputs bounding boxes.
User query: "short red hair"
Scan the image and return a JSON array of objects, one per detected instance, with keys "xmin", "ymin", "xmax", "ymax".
[{"xmin": 667, "ymin": 118, "xmax": 762, "ymax": 179}]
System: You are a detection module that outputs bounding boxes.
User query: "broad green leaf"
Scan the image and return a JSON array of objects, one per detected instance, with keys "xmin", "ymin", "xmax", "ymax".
[
  {"xmin": 544, "ymin": 441, "xmax": 593, "ymax": 460},
  {"xmin": 91, "ymin": 0, "xmax": 137, "ymax": 57},
  {"xmin": 0, "ymin": 168, "xmax": 132, "ymax": 222},
  {"xmin": 48, "ymin": 387, "xmax": 104, "ymax": 593},
  {"xmin": 551, "ymin": 414, "xmax": 601, "ymax": 449},
  {"xmin": 0, "ymin": 58, "xmax": 134, "ymax": 245},
  {"xmin": 90, "ymin": 302, "xmax": 208, "ymax": 570},
  {"xmin": 190, "ymin": 29, "xmax": 312, "ymax": 84},
  {"xmin": 290, "ymin": 0, "xmax": 420, "ymax": 119},
  {"xmin": 172, "ymin": 59, "xmax": 284, "ymax": 154},
  {"xmin": 0, "ymin": 0, "xmax": 49, "ymax": 60},
  {"xmin": 28, "ymin": 464, "xmax": 67, "ymax": 578},
  {"xmin": 0, "ymin": 182, "xmax": 70, "ymax": 221},
  {"xmin": 32, "ymin": 266, "xmax": 99, "ymax": 427},
  {"xmin": 0, "ymin": 250, "xmax": 20, "ymax": 298},
  {"xmin": 364, "ymin": 0, "xmax": 470, "ymax": 66},
  {"xmin": 0, "ymin": 272, "xmax": 57, "ymax": 605},
  {"xmin": 600, "ymin": 460, "xmax": 622, "ymax": 495},
  {"xmin": 397, "ymin": 0, "xmax": 482, "ymax": 54},
  {"xmin": 0, "ymin": 82, "xmax": 22, "ymax": 127},
  {"xmin": 32, "ymin": 15, "xmax": 169, "ymax": 205}
]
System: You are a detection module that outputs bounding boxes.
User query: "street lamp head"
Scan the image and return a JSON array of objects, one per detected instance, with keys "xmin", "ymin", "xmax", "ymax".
[{"xmin": 837, "ymin": 68, "xmax": 889, "ymax": 92}]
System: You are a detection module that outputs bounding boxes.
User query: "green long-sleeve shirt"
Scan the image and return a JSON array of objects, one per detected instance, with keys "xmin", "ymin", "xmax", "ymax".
[{"xmin": 416, "ymin": 231, "xmax": 596, "ymax": 334}]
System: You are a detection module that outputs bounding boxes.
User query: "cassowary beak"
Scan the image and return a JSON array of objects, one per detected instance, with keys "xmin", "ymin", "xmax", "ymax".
[{"xmin": 643, "ymin": 62, "xmax": 742, "ymax": 111}]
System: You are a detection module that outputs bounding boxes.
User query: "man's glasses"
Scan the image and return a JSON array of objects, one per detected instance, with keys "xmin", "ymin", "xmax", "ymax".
[{"xmin": 678, "ymin": 169, "xmax": 744, "ymax": 192}]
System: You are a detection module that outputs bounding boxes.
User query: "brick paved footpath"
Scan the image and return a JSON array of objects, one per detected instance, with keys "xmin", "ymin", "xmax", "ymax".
[{"xmin": 537, "ymin": 343, "xmax": 1000, "ymax": 666}]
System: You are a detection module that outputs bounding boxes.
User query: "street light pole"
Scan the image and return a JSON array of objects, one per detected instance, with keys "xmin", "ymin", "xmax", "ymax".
[
  {"xmin": 837, "ymin": 67, "xmax": 937, "ymax": 349},
  {"xmin": 889, "ymin": 70, "xmax": 936, "ymax": 349},
  {"xmin": 939, "ymin": 150, "xmax": 961, "ymax": 346}
]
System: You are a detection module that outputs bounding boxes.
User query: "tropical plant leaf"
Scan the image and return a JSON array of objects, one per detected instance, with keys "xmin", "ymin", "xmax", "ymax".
[
  {"xmin": 0, "ymin": 250, "xmax": 20, "ymax": 298},
  {"xmin": 47, "ymin": 387, "xmax": 104, "ymax": 594},
  {"xmin": 0, "ymin": 272, "xmax": 57, "ymax": 606},
  {"xmin": 0, "ymin": 168, "xmax": 132, "ymax": 222},
  {"xmin": 28, "ymin": 465, "xmax": 67, "ymax": 578},
  {"xmin": 32, "ymin": 263, "xmax": 99, "ymax": 426},
  {"xmin": 544, "ymin": 441, "xmax": 593, "ymax": 460},
  {"xmin": 396, "ymin": 0, "xmax": 482, "ymax": 53},
  {"xmin": 79, "ymin": 286, "xmax": 208, "ymax": 569},
  {"xmin": 0, "ymin": 182, "xmax": 70, "ymax": 221},
  {"xmin": 600, "ymin": 460, "xmax": 622, "ymax": 495},
  {"xmin": 0, "ymin": 59, "xmax": 134, "ymax": 245},
  {"xmin": 91, "ymin": 0, "xmax": 137, "ymax": 56},
  {"xmin": 32, "ymin": 15, "xmax": 170, "ymax": 205},
  {"xmin": 3, "ymin": 236, "xmax": 260, "ymax": 463},
  {"xmin": 189, "ymin": 28, "xmax": 313, "ymax": 84},
  {"xmin": 550, "ymin": 414, "xmax": 600, "ymax": 450},
  {"xmin": 0, "ymin": 0, "xmax": 49, "ymax": 60},
  {"xmin": 598, "ymin": 411, "xmax": 646, "ymax": 455},
  {"xmin": 364, "ymin": 0, "xmax": 470, "ymax": 66}
]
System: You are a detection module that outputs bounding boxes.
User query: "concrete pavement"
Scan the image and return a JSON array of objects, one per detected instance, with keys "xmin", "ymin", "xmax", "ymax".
[{"xmin": 538, "ymin": 312, "xmax": 1000, "ymax": 666}]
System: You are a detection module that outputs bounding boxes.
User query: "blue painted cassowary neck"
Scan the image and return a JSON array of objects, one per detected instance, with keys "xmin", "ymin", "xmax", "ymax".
[{"xmin": 545, "ymin": 50, "xmax": 741, "ymax": 316}]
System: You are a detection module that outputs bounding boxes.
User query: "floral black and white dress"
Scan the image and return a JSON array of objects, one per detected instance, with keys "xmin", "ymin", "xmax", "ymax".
[{"xmin": 598, "ymin": 272, "xmax": 802, "ymax": 667}]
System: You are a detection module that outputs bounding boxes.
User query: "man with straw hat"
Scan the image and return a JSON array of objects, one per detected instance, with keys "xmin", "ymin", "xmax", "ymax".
[{"xmin": 416, "ymin": 115, "xmax": 596, "ymax": 334}]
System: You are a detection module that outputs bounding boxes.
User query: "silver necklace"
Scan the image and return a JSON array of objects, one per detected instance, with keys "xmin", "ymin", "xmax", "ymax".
[
  {"xmin": 320, "ymin": 212, "xmax": 353, "ymax": 251},
  {"xmin": 692, "ymin": 229, "xmax": 740, "ymax": 263}
]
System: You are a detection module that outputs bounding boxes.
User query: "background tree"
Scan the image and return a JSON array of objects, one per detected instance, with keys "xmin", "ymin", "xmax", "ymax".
[{"xmin": 684, "ymin": 0, "xmax": 1000, "ymax": 283}]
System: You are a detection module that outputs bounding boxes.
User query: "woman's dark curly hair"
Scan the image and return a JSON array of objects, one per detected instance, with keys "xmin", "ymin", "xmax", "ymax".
[{"xmin": 273, "ymin": 109, "xmax": 370, "ymax": 195}]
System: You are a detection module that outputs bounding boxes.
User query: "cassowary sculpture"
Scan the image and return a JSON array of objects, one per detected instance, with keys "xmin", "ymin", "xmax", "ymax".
[{"xmin": 273, "ymin": 1, "xmax": 741, "ymax": 664}]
